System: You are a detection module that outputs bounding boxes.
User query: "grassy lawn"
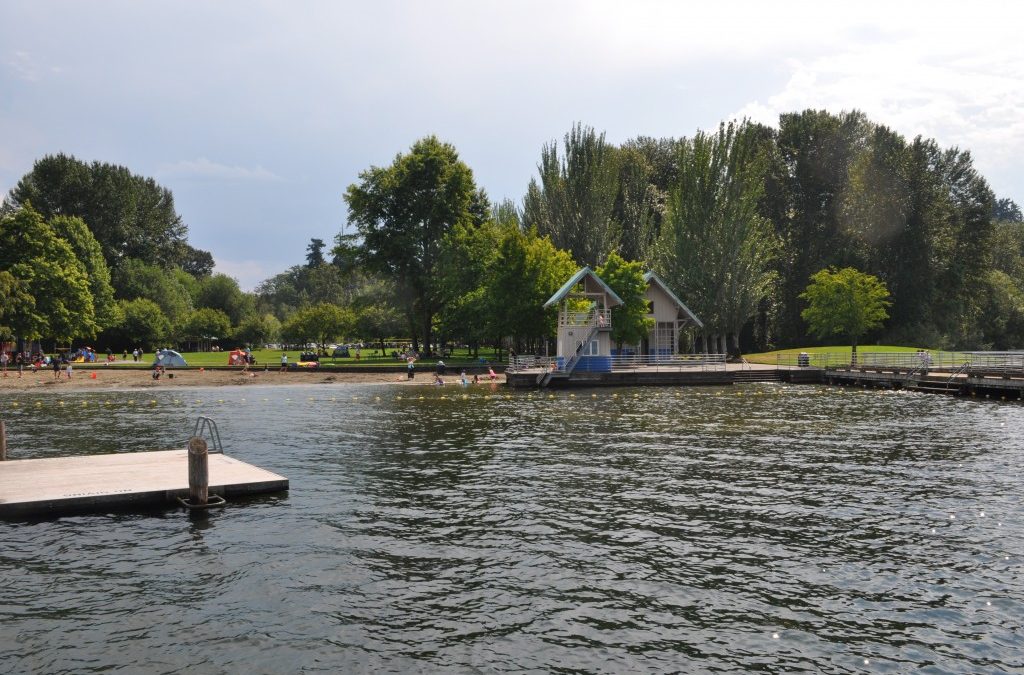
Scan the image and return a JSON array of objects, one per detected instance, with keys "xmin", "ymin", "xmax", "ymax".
[
  {"xmin": 743, "ymin": 345, "xmax": 929, "ymax": 365},
  {"xmin": 116, "ymin": 347, "xmax": 505, "ymax": 368}
]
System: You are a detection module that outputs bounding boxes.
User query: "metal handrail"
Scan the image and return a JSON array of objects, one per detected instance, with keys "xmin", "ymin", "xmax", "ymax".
[
  {"xmin": 558, "ymin": 308, "xmax": 612, "ymax": 328},
  {"xmin": 192, "ymin": 416, "xmax": 223, "ymax": 454},
  {"xmin": 945, "ymin": 362, "xmax": 971, "ymax": 385},
  {"xmin": 608, "ymin": 353, "xmax": 727, "ymax": 372}
]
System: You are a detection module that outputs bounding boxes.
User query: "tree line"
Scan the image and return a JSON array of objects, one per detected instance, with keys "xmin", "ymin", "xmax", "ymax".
[{"xmin": 2, "ymin": 109, "xmax": 1022, "ymax": 356}]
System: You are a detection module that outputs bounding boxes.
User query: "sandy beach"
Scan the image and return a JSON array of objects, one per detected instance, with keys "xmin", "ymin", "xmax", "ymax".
[{"xmin": 0, "ymin": 367, "xmax": 505, "ymax": 391}]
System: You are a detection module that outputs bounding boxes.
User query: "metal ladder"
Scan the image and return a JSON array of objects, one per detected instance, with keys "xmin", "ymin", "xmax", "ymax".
[{"xmin": 191, "ymin": 416, "xmax": 224, "ymax": 454}]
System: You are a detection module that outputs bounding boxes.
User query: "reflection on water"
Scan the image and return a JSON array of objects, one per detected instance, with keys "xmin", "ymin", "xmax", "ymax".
[{"xmin": 1, "ymin": 384, "xmax": 1022, "ymax": 672}]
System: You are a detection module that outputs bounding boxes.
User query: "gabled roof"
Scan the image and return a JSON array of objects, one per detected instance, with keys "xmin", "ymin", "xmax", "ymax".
[
  {"xmin": 543, "ymin": 267, "xmax": 625, "ymax": 308},
  {"xmin": 644, "ymin": 271, "xmax": 704, "ymax": 328}
]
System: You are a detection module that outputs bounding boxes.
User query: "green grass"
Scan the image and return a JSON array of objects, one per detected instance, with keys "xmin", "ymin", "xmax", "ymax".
[{"xmin": 744, "ymin": 345, "xmax": 929, "ymax": 365}]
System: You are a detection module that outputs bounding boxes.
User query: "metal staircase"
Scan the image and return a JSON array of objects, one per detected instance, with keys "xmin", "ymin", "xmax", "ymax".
[{"xmin": 537, "ymin": 313, "xmax": 601, "ymax": 387}]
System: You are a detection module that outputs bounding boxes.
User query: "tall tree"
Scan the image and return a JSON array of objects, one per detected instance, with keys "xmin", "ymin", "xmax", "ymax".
[
  {"xmin": 344, "ymin": 136, "xmax": 478, "ymax": 354},
  {"xmin": 6, "ymin": 154, "xmax": 203, "ymax": 271},
  {"xmin": 523, "ymin": 122, "xmax": 621, "ymax": 266},
  {"xmin": 771, "ymin": 110, "xmax": 871, "ymax": 346},
  {"xmin": 0, "ymin": 205, "xmax": 97, "ymax": 342},
  {"xmin": 655, "ymin": 121, "xmax": 778, "ymax": 354},
  {"xmin": 49, "ymin": 215, "xmax": 121, "ymax": 331},
  {"xmin": 306, "ymin": 238, "xmax": 327, "ymax": 267},
  {"xmin": 993, "ymin": 197, "xmax": 1023, "ymax": 223}
]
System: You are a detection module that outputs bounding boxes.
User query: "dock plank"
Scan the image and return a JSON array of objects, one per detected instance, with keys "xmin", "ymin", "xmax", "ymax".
[{"xmin": 0, "ymin": 450, "xmax": 288, "ymax": 517}]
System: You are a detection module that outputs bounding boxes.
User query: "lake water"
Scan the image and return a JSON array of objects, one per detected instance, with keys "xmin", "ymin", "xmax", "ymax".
[{"xmin": 1, "ymin": 383, "xmax": 1021, "ymax": 673}]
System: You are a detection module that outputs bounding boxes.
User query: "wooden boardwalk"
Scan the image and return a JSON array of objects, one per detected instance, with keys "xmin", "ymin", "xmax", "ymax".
[{"xmin": 0, "ymin": 449, "xmax": 288, "ymax": 517}]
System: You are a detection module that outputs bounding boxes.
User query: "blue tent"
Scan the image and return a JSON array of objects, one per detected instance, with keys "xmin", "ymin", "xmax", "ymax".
[{"xmin": 153, "ymin": 349, "xmax": 188, "ymax": 368}]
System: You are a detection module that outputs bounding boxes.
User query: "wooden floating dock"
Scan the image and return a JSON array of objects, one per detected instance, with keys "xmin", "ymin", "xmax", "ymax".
[{"xmin": 0, "ymin": 449, "xmax": 288, "ymax": 518}]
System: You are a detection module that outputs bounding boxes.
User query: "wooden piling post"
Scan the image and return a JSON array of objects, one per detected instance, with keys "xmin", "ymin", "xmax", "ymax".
[
  {"xmin": 187, "ymin": 436, "xmax": 208, "ymax": 505},
  {"xmin": 0, "ymin": 420, "xmax": 6, "ymax": 461}
]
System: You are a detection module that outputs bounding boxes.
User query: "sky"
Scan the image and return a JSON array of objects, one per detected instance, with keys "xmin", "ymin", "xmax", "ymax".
[{"xmin": 2, "ymin": 1, "xmax": 1022, "ymax": 290}]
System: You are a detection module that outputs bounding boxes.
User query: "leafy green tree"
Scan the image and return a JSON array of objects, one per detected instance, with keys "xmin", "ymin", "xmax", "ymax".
[
  {"xmin": 6, "ymin": 153, "xmax": 202, "ymax": 271},
  {"xmin": 0, "ymin": 205, "xmax": 97, "ymax": 342},
  {"xmin": 344, "ymin": 136, "xmax": 478, "ymax": 354},
  {"xmin": 196, "ymin": 273, "xmax": 254, "ymax": 325},
  {"xmin": 770, "ymin": 110, "xmax": 871, "ymax": 346},
  {"xmin": 613, "ymin": 146, "xmax": 659, "ymax": 263},
  {"xmin": 800, "ymin": 267, "xmax": 890, "ymax": 360},
  {"xmin": 281, "ymin": 303, "xmax": 355, "ymax": 353},
  {"xmin": 355, "ymin": 303, "xmax": 405, "ymax": 355},
  {"xmin": 436, "ymin": 218, "xmax": 503, "ymax": 353},
  {"xmin": 114, "ymin": 298, "xmax": 171, "ymax": 350},
  {"xmin": 306, "ymin": 238, "xmax": 327, "ymax": 267},
  {"xmin": 172, "ymin": 242, "xmax": 215, "ymax": 278},
  {"xmin": 977, "ymin": 270, "xmax": 1024, "ymax": 349},
  {"xmin": 112, "ymin": 259, "xmax": 193, "ymax": 327},
  {"xmin": 655, "ymin": 121, "xmax": 778, "ymax": 354},
  {"xmin": 485, "ymin": 227, "xmax": 577, "ymax": 353},
  {"xmin": 49, "ymin": 215, "xmax": 121, "ymax": 331},
  {"xmin": 993, "ymin": 197, "xmax": 1023, "ymax": 223},
  {"xmin": 0, "ymin": 271, "xmax": 34, "ymax": 340},
  {"xmin": 523, "ymin": 122, "xmax": 621, "ymax": 267},
  {"xmin": 596, "ymin": 252, "xmax": 652, "ymax": 349},
  {"xmin": 235, "ymin": 313, "xmax": 281, "ymax": 348},
  {"xmin": 179, "ymin": 308, "xmax": 232, "ymax": 345}
]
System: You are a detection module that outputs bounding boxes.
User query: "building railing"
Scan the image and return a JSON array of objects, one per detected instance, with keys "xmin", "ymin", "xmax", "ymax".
[
  {"xmin": 508, "ymin": 353, "xmax": 727, "ymax": 373},
  {"xmin": 777, "ymin": 351, "xmax": 1024, "ymax": 374},
  {"xmin": 609, "ymin": 353, "xmax": 727, "ymax": 372},
  {"xmin": 558, "ymin": 308, "xmax": 611, "ymax": 329}
]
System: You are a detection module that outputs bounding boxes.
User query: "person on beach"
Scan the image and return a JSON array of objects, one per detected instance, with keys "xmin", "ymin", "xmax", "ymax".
[
  {"xmin": 1, "ymin": 350, "xmax": 8, "ymax": 377},
  {"xmin": 407, "ymin": 355, "xmax": 416, "ymax": 379},
  {"xmin": 15, "ymin": 352, "xmax": 23, "ymax": 378},
  {"xmin": 280, "ymin": 353, "xmax": 288, "ymax": 372},
  {"xmin": 460, "ymin": 370, "xmax": 468, "ymax": 386},
  {"xmin": 66, "ymin": 360, "xmax": 73, "ymax": 379},
  {"xmin": 488, "ymin": 366, "xmax": 497, "ymax": 381},
  {"xmin": 434, "ymin": 373, "xmax": 445, "ymax": 386},
  {"xmin": 52, "ymin": 355, "xmax": 61, "ymax": 380}
]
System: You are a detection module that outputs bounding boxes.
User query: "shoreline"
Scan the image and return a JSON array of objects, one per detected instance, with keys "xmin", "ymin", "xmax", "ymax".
[{"xmin": 0, "ymin": 368, "xmax": 506, "ymax": 392}]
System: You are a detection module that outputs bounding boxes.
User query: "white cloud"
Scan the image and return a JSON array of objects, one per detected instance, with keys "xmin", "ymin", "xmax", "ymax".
[
  {"xmin": 5, "ymin": 50, "xmax": 39, "ymax": 81},
  {"xmin": 731, "ymin": 8, "xmax": 1024, "ymax": 188},
  {"xmin": 159, "ymin": 158, "xmax": 283, "ymax": 182}
]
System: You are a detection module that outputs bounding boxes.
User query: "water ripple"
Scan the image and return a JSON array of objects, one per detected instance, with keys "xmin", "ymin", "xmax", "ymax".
[{"xmin": 1, "ymin": 384, "xmax": 1022, "ymax": 672}]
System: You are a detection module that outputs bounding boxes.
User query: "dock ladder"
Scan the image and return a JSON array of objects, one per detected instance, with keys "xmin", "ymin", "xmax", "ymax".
[{"xmin": 191, "ymin": 416, "xmax": 224, "ymax": 454}]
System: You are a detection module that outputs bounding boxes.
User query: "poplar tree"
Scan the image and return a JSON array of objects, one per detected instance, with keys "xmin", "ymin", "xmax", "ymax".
[{"xmin": 523, "ymin": 123, "xmax": 621, "ymax": 267}]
